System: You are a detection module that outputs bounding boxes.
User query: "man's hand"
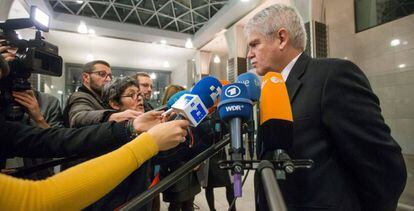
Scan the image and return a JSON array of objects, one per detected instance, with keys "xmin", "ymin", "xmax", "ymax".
[
  {"xmin": 12, "ymin": 90, "xmax": 49, "ymax": 128},
  {"xmin": 108, "ymin": 109, "xmax": 142, "ymax": 122},
  {"xmin": 0, "ymin": 45, "xmax": 17, "ymax": 62},
  {"xmin": 133, "ymin": 110, "xmax": 164, "ymax": 133},
  {"xmin": 147, "ymin": 120, "xmax": 190, "ymax": 151}
]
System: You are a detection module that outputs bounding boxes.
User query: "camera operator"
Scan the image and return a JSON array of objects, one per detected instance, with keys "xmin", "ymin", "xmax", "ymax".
[
  {"xmin": 0, "ymin": 50, "xmax": 191, "ymax": 210},
  {"xmin": 7, "ymin": 89, "xmax": 63, "ymax": 179},
  {"xmin": 11, "ymin": 90, "xmax": 62, "ymax": 129}
]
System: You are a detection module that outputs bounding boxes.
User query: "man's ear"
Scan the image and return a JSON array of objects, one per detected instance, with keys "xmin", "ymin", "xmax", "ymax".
[
  {"xmin": 277, "ymin": 28, "xmax": 290, "ymax": 50},
  {"xmin": 109, "ymin": 100, "xmax": 120, "ymax": 110},
  {"xmin": 82, "ymin": 72, "xmax": 90, "ymax": 84}
]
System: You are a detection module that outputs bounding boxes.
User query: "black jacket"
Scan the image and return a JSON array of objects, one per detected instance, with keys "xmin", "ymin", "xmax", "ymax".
[
  {"xmin": 0, "ymin": 114, "xmax": 131, "ymax": 160},
  {"xmin": 255, "ymin": 53, "xmax": 407, "ymax": 211}
]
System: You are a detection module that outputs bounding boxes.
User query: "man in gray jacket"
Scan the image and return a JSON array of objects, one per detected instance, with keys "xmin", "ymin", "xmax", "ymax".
[{"xmin": 64, "ymin": 60, "xmax": 141, "ymax": 127}]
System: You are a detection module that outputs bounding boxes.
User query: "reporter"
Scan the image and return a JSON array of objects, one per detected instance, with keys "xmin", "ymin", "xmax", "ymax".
[
  {"xmin": 90, "ymin": 77, "xmax": 170, "ymax": 211},
  {"xmin": 103, "ymin": 76, "xmax": 145, "ymax": 113},
  {"xmin": 0, "ymin": 120, "xmax": 189, "ymax": 210}
]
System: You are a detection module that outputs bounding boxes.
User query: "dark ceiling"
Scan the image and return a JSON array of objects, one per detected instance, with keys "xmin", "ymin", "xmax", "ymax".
[{"xmin": 49, "ymin": 0, "xmax": 229, "ymax": 34}]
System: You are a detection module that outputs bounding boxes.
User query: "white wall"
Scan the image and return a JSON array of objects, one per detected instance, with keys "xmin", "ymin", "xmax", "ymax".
[
  {"xmin": 44, "ymin": 30, "xmax": 196, "ymax": 97},
  {"xmin": 325, "ymin": 0, "xmax": 414, "ymax": 154},
  {"xmin": 209, "ymin": 55, "xmax": 228, "ymax": 80}
]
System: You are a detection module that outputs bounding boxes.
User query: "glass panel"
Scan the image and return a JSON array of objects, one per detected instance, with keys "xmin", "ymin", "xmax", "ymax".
[{"xmin": 355, "ymin": 0, "xmax": 414, "ymax": 32}]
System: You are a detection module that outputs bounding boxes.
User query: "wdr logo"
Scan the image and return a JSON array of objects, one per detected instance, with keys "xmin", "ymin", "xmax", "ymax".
[{"xmin": 225, "ymin": 105, "xmax": 244, "ymax": 112}]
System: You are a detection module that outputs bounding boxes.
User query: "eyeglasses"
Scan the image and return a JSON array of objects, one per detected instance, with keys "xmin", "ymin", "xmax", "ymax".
[
  {"xmin": 87, "ymin": 70, "xmax": 113, "ymax": 79},
  {"xmin": 121, "ymin": 92, "xmax": 142, "ymax": 101}
]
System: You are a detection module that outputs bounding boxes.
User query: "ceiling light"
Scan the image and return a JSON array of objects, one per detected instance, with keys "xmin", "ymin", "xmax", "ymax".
[
  {"xmin": 86, "ymin": 54, "xmax": 94, "ymax": 61},
  {"xmin": 344, "ymin": 57, "xmax": 348, "ymax": 59},
  {"xmin": 76, "ymin": 0, "xmax": 84, "ymax": 4},
  {"xmin": 390, "ymin": 39, "xmax": 400, "ymax": 47},
  {"xmin": 160, "ymin": 40, "xmax": 167, "ymax": 45},
  {"xmin": 398, "ymin": 64, "xmax": 406, "ymax": 68},
  {"xmin": 50, "ymin": 85, "xmax": 54, "ymax": 89},
  {"xmin": 78, "ymin": 21, "xmax": 88, "ymax": 34},
  {"xmin": 192, "ymin": 58, "xmax": 195, "ymax": 62},
  {"xmin": 403, "ymin": 41, "xmax": 408, "ymax": 45},
  {"xmin": 163, "ymin": 61, "xmax": 170, "ymax": 68},
  {"xmin": 150, "ymin": 73, "xmax": 157, "ymax": 80},
  {"xmin": 57, "ymin": 90, "xmax": 63, "ymax": 94},
  {"xmin": 185, "ymin": 38, "xmax": 193, "ymax": 48},
  {"xmin": 213, "ymin": 55, "xmax": 221, "ymax": 63},
  {"xmin": 241, "ymin": 0, "xmax": 250, "ymax": 2}
]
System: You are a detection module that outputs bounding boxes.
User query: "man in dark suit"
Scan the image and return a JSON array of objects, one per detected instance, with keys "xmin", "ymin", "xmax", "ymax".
[{"xmin": 245, "ymin": 4, "xmax": 407, "ymax": 211}]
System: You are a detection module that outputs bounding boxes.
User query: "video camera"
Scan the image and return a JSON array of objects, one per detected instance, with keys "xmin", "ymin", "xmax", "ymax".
[{"xmin": 0, "ymin": 6, "xmax": 63, "ymax": 121}]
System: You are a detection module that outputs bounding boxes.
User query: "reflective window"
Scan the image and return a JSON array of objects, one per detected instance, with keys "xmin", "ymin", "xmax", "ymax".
[{"xmin": 355, "ymin": 0, "xmax": 414, "ymax": 32}]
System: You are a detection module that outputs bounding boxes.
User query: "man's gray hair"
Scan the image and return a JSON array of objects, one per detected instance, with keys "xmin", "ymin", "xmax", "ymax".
[{"xmin": 244, "ymin": 4, "xmax": 307, "ymax": 51}]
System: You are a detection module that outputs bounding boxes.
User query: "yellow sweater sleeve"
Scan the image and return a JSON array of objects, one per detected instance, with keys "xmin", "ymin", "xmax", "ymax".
[{"xmin": 0, "ymin": 132, "xmax": 159, "ymax": 211}]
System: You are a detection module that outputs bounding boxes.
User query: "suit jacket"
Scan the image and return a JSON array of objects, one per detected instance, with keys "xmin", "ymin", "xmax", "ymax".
[
  {"xmin": 255, "ymin": 53, "xmax": 407, "ymax": 211},
  {"xmin": 63, "ymin": 85, "xmax": 114, "ymax": 128}
]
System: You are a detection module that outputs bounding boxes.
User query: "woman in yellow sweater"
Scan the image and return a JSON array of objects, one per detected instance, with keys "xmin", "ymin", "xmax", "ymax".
[{"xmin": 0, "ymin": 119, "xmax": 189, "ymax": 211}]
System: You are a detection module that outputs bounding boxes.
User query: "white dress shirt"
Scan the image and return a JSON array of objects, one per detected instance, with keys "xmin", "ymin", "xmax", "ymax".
[{"xmin": 281, "ymin": 52, "xmax": 302, "ymax": 81}]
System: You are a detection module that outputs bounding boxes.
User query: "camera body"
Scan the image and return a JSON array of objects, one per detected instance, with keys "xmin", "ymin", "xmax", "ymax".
[{"xmin": 0, "ymin": 7, "xmax": 63, "ymax": 120}]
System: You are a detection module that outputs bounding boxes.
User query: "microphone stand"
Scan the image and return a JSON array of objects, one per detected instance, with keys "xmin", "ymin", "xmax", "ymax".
[
  {"xmin": 230, "ymin": 117, "xmax": 243, "ymax": 197},
  {"xmin": 218, "ymin": 149, "xmax": 314, "ymax": 211},
  {"xmin": 258, "ymin": 160, "xmax": 287, "ymax": 211},
  {"xmin": 119, "ymin": 135, "xmax": 230, "ymax": 211}
]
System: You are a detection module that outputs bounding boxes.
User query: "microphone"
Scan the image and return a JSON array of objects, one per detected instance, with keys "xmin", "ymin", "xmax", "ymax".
[
  {"xmin": 161, "ymin": 90, "xmax": 190, "ymax": 114},
  {"xmin": 218, "ymin": 83, "xmax": 253, "ymax": 197},
  {"xmin": 170, "ymin": 76, "xmax": 222, "ymax": 126},
  {"xmin": 190, "ymin": 76, "xmax": 222, "ymax": 108},
  {"xmin": 236, "ymin": 72, "xmax": 261, "ymax": 159},
  {"xmin": 236, "ymin": 72, "xmax": 261, "ymax": 102},
  {"xmin": 207, "ymin": 80, "xmax": 231, "ymax": 114},
  {"xmin": 258, "ymin": 72, "xmax": 293, "ymax": 159},
  {"xmin": 167, "ymin": 90, "xmax": 190, "ymax": 109}
]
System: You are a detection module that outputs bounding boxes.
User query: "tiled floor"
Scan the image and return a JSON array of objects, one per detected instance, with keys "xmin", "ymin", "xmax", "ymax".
[
  {"xmin": 160, "ymin": 155, "xmax": 414, "ymax": 211},
  {"xmin": 161, "ymin": 170, "xmax": 256, "ymax": 211}
]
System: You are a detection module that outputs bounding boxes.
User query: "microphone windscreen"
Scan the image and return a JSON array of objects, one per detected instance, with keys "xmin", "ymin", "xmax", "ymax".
[
  {"xmin": 218, "ymin": 83, "xmax": 253, "ymax": 121},
  {"xmin": 236, "ymin": 72, "xmax": 261, "ymax": 102},
  {"xmin": 220, "ymin": 79, "xmax": 231, "ymax": 86},
  {"xmin": 167, "ymin": 90, "xmax": 190, "ymax": 109},
  {"xmin": 260, "ymin": 72, "xmax": 292, "ymax": 124},
  {"xmin": 191, "ymin": 76, "xmax": 222, "ymax": 109},
  {"xmin": 258, "ymin": 72, "xmax": 293, "ymax": 159}
]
